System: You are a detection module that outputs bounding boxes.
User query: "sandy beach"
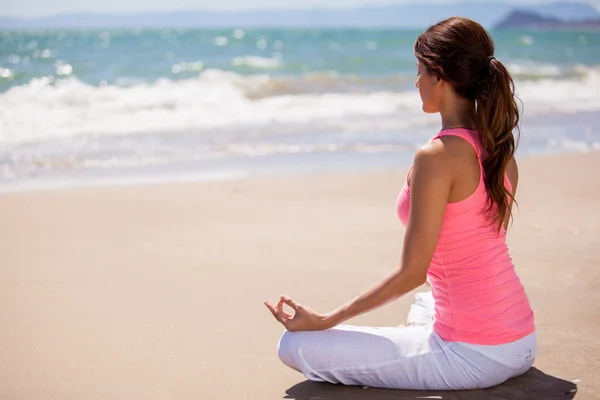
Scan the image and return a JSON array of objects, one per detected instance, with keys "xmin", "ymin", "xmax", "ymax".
[{"xmin": 1, "ymin": 152, "xmax": 599, "ymax": 399}]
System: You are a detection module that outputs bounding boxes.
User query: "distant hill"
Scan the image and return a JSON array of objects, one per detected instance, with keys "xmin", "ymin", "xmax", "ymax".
[
  {"xmin": 0, "ymin": 1, "xmax": 599, "ymax": 29},
  {"xmin": 533, "ymin": 1, "xmax": 600, "ymax": 20},
  {"xmin": 495, "ymin": 10, "xmax": 600, "ymax": 29}
]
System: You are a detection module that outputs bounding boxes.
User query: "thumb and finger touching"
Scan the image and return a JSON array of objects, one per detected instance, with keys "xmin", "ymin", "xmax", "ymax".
[{"xmin": 265, "ymin": 295, "xmax": 301, "ymax": 326}]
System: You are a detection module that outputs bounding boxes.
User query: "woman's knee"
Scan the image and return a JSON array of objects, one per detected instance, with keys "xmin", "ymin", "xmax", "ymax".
[{"xmin": 277, "ymin": 330, "xmax": 301, "ymax": 371}]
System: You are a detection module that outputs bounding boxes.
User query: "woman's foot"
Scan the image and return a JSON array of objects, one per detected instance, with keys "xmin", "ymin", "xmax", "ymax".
[{"xmin": 404, "ymin": 291, "xmax": 435, "ymax": 327}]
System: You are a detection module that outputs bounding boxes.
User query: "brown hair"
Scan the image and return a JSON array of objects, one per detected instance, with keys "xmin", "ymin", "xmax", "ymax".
[{"xmin": 414, "ymin": 16, "xmax": 520, "ymax": 232}]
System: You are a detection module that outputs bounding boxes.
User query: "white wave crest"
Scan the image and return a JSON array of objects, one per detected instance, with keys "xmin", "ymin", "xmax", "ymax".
[
  {"xmin": 231, "ymin": 55, "xmax": 283, "ymax": 69},
  {"xmin": 517, "ymin": 67, "xmax": 600, "ymax": 114},
  {"xmin": 1, "ymin": 66, "xmax": 599, "ymax": 145},
  {"xmin": 506, "ymin": 61, "xmax": 592, "ymax": 80},
  {"xmin": 0, "ymin": 71, "xmax": 425, "ymax": 144}
]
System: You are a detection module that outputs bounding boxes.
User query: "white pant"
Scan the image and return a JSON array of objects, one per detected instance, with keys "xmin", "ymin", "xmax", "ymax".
[{"xmin": 277, "ymin": 291, "xmax": 536, "ymax": 390}]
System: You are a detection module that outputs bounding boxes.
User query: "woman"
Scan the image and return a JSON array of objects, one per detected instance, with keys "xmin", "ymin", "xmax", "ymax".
[{"xmin": 264, "ymin": 17, "xmax": 536, "ymax": 391}]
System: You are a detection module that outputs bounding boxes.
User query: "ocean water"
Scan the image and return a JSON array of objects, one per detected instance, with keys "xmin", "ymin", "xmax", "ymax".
[{"xmin": 1, "ymin": 28, "xmax": 600, "ymax": 191}]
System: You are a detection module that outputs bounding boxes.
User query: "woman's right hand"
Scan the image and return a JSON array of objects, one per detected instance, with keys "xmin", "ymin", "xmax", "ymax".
[{"xmin": 264, "ymin": 295, "xmax": 331, "ymax": 332}]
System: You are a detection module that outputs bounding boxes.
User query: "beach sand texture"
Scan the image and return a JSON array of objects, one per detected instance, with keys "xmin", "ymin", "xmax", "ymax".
[{"xmin": 1, "ymin": 152, "xmax": 598, "ymax": 399}]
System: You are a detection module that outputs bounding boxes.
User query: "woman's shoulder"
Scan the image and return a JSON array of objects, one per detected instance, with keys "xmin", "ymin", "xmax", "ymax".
[
  {"xmin": 411, "ymin": 137, "xmax": 469, "ymax": 181},
  {"xmin": 416, "ymin": 134, "xmax": 478, "ymax": 168}
]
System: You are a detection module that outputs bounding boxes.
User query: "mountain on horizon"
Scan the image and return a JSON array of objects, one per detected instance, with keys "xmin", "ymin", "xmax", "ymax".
[
  {"xmin": 495, "ymin": 9, "xmax": 600, "ymax": 29},
  {"xmin": 0, "ymin": 1, "xmax": 598, "ymax": 29}
]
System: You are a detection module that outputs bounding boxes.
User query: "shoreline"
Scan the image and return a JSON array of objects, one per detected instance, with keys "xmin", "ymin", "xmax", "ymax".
[
  {"xmin": 1, "ymin": 147, "xmax": 599, "ymax": 196},
  {"xmin": 2, "ymin": 107, "xmax": 600, "ymax": 195}
]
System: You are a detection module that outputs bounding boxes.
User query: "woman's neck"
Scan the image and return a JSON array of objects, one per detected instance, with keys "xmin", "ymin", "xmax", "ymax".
[{"xmin": 439, "ymin": 98, "xmax": 476, "ymax": 131}]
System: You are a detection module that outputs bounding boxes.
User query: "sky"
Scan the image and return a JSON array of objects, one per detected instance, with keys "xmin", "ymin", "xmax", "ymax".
[{"xmin": 1, "ymin": 0, "xmax": 599, "ymax": 18}]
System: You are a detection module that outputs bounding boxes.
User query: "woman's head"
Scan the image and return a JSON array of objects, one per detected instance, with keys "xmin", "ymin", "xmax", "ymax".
[
  {"xmin": 414, "ymin": 17, "xmax": 495, "ymax": 106},
  {"xmin": 414, "ymin": 17, "xmax": 521, "ymax": 233}
]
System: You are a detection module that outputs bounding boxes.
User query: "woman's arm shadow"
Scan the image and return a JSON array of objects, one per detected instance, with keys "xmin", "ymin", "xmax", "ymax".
[{"xmin": 284, "ymin": 367, "xmax": 577, "ymax": 400}]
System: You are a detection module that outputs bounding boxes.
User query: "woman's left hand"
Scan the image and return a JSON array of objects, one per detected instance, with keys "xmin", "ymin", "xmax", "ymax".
[{"xmin": 264, "ymin": 295, "xmax": 330, "ymax": 332}]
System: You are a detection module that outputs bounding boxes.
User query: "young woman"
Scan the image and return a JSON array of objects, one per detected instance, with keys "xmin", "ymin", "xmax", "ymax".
[{"xmin": 265, "ymin": 16, "xmax": 536, "ymax": 391}]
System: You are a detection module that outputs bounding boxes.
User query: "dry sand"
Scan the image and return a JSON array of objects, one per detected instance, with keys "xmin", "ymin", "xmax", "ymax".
[{"xmin": 1, "ymin": 152, "xmax": 599, "ymax": 399}]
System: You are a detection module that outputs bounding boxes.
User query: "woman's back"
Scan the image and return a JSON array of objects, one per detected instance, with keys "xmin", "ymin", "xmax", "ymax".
[
  {"xmin": 270, "ymin": 16, "xmax": 537, "ymax": 391},
  {"xmin": 397, "ymin": 128, "xmax": 535, "ymax": 345}
]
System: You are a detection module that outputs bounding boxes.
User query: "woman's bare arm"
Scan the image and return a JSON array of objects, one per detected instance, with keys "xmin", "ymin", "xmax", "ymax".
[{"xmin": 321, "ymin": 141, "xmax": 453, "ymax": 328}]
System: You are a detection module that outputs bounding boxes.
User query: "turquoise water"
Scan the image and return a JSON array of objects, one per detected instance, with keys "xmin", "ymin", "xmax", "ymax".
[
  {"xmin": 0, "ymin": 29, "xmax": 600, "ymax": 91},
  {"xmin": 1, "ymin": 29, "xmax": 600, "ymax": 90},
  {"xmin": 0, "ymin": 28, "xmax": 599, "ymax": 191}
]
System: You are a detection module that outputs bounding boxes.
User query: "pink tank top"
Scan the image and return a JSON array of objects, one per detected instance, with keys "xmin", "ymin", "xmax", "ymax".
[{"xmin": 397, "ymin": 128, "xmax": 535, "ymax": 345}]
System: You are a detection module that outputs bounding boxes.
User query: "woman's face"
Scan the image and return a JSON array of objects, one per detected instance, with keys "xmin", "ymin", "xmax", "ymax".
[{"xmin": 415, "ymin": 60, "xmax": 443, "ymax": 114}]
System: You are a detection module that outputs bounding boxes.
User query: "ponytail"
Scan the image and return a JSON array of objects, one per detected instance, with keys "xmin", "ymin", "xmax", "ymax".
[{"xmin": 475, "ymin": 57, "xmax": 520, "ymax": 233}]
